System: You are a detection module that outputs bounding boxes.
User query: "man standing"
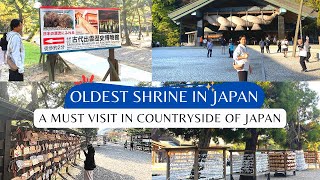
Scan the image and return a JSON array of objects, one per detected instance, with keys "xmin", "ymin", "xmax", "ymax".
[
  {"xmin": 6, "ymin": 19, "xmax": 25, "ymax": 81},
  {"xmin": 207, "ymin": 39, "xmax": 213, "ymax": 58},
  {"xmin": 259, "ymin": 39, "xmax": 265, "ymax": 53}
]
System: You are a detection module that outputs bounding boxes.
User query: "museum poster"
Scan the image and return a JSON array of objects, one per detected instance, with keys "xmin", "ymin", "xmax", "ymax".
[{"xmin": 39, "ymin": 6, "xmax": 121, "ymax": 54}]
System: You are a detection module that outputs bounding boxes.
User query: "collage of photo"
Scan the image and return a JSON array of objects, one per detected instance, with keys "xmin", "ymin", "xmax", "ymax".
[{"xmin": 0, "ymin": 0, "xmax": 320, "ymax": 180}]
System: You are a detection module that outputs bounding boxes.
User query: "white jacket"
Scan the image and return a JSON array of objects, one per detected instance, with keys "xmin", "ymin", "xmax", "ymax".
[
  {"xmin": 6, "ymin": 31, "xmax": 25, "ymax": 73},
  {"xmin": 233, "ymin": 44, "xmax": 249, "ymax": 72}
]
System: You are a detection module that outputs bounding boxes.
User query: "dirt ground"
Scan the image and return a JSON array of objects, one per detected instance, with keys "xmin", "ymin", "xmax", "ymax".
[{"xmin": 0, "ymin": 33, "xmax": 151, "ymax": 82}]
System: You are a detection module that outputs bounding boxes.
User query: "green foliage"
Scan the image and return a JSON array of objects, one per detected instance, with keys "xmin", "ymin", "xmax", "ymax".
[
  {"xmin": 24, "ymin": 41, "xmax": 40, "ymax": 67},
  {"xmin": 165, "ymin": 82, "xmax": 320, "ymax": 151},
  {"xmin": 126, "ymin": 128, "xmax": 151, "ymax": 135},
  {"xmin": 152, "ymin": 0, "xmax": 180, "ymax": 46}
]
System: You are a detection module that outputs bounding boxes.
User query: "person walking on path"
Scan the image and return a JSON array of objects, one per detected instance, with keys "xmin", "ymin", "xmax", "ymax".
[
  {"xmin": 265, "ymin": 37, "xmax": 270, "ymax": 53},
  {"xmin": 281, "ymin": 38, "xmax": 289, "ymax": 58},
  {"xmin": 298, "ymin": 38, "xmax": 308, "ymax": 72},
  {"xmin": 233, "ymin": 35, "xmax": 252, "ymax": 81},
  {"xmin": 130, "ymin": 141, "xmax": 134, "ymax": 151},
  {"xmin": 6, "ymin": 19, "xmax": 25, "ymax": 81},
  {"xmin": 124, "ymin": 140, "xmax": 128, "ymax": 149},
  {"xmin": 203, "ymin": 38, "xmax": 207, "ymax": 48},
  {"xmin": 83, "ymin": 144, "xmax": 96, "ymax": 180},
  {"xmin": 0, "ymin": 33, "xmax": 8, "ymax": 64},
  {"xmin": 305, "ymin": 36, "xmax": 311, "ymax": 62},
  {"xmin": 259, "ymin": 39, "xmax": 265, "ymax": 53},
  {"xmin": 277, "ymin": 39, "xmax": 281, "ymax": 53},
  {"xmin": 221, "ymin": 38, "xmax": 227, "ymax": 55},
  {"xmin": 207, "ymin": 39, "xmax": 213, "ymax": 58},
  {"xmin": 228, "ymin": 40, "xmax": 234, "ymax": 58},
  {"xmin": 199, "ymin": 36, "xmax": 203, "ymax": 47}
]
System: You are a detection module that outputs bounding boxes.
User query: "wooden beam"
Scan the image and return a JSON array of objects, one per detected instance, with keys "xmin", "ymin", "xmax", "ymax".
[
  {"xmin": 3, "ymin": 119, "xmax": 11, "ymax": 180},
  {"xmin": 205, "ymin": 5, "xmax": 277, "ymax": 13}
]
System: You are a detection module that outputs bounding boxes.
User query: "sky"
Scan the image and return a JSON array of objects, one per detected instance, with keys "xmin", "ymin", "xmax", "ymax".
[{"xmin": 307, "ymin": 81, "xmax": 320, "ymax": 108}]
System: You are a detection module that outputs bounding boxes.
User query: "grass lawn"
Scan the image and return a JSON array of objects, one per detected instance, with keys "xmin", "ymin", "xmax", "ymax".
[{"xmin": 23, "ymin": 41, "xmax": 40, "ymax": 67}]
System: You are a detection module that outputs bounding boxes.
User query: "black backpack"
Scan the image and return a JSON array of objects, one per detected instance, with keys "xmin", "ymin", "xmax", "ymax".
[{"xmin": 0, "ymin": 34, "xmax": 8, "ymax": 51}]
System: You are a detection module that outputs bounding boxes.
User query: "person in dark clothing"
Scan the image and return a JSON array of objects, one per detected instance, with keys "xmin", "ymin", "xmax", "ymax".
[
  {"xmin": 130, "ymin": 141, "xmax": 134, "ymax": 151},
  {"xmin": 83, "ymin": 144, "xmax": 96, "ymax": 180},
  {"xmin": 0, "ymin": 33, "xmax": 8, "ymax": 51},
  {"xmin": 124, "ymin": 140, "xmax": 128, "ymax": 149},
  {"xmin": 0, "ymin": 33, "xmax": 8, "ymax": 65},
  {"xmin": 277, "ymin": 40, "xmax": 281, "ymax": 53},
  {"xmin": 265, "ymin": 38, "xmax": 270, "ymax": 53}
]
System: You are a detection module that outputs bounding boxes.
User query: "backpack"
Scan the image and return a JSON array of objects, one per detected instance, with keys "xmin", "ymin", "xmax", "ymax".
[{"xmin": 0, "ymin": 36, "xmax": 8, "ymax": 51}]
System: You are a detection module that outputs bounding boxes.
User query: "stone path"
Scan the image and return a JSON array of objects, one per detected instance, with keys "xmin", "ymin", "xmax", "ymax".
[
  {"xmin": 62, "ymin": 143, "xmax": 151, "ymax": 180},
  {"xmin": 152, "ymin": 45, "xmax": 320, "ymax": 81}
]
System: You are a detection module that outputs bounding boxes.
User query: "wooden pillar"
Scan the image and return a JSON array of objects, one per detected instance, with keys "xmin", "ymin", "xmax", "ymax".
[
  {"xmin": 223, "ymin": 149, "xmax": 226, "ymax": 179},
  {"xmin": 278, "ymin": 16, "xmax": 285, "ymax": 40},
  {"xmin": 166, "ymin": 150, "xmax": 170, "ymax": 180},
  {"xmin": 0, "ymin": 119, "xmax": 4, "ymax": 180},
  {"xmin": 3, "ymin": 119, "xmax": 11, "ymax": 180},
  {"xmin": 109, "ymin": 49, "xmax": 119, "ymax": 81},
  {"xmin": 179, "ymin": 20, "xmax": 182, "ymax": 47},
  {"xmin": 293, "ymin": 0, "xmax": 304, "ymax": 57},
  {"xmin": 230, "ymin": 151, "xmax": 233, "ymax": 180},
  {"xmin": 193, "ymin": 149, "xmax": 199, "ymax": 180},
  {"xmin": 196, "ymin": 10, "xmax": 204, "ymax": 47},
  {"xmin": 47, "ymin": 54, "xmax": 57, "ymax": 81}
]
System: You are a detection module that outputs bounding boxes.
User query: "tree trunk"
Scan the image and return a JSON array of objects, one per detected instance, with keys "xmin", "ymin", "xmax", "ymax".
[
  {"xmin": 239, "ymin": 129, "xmax": 259, "ymax": 180},
  {"xmin": 190, "ymin": 129, "xmax": 213, "ymax": 179},
  {"xmin": 26, "ymin": 25, "xmax": 39, "ymax": 42},
  {"xmin": 137, "ymin": 5, "xmax": 142, "ymax": 40},
  {"xmin": 122, "ymin": 0, "xmax": 131, "ymax": 45},
  {"xmin": 26, "ymin": 83, "xmax": 39, "ymax": 111}
]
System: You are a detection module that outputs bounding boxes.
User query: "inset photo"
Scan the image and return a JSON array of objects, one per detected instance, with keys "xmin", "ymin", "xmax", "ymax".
[
  {"xmin": 98, "ymin": 10, "xmax": 120, "ymax": 34},
  {"xmin": 152, "ymin": 0, "xmax": 320, "ymax": 82},
  {"xmin": 0, "ymin": 82, "xmax": 152, "ymax": 180},
  {"xmin": 75, "ymin": 10, "xmax": 99, "ymax": 34},
  {"xmin": 152, "ymin": 81, "xmax": 320, "ymax": 180}
]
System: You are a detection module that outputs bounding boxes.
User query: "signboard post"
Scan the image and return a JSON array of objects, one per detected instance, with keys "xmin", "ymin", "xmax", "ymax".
[{"xmin": 39, "ymin": 6, "xmax": 122, "ymax": 81}]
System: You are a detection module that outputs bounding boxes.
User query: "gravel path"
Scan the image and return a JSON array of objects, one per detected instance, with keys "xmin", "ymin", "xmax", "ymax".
[
  {"xmin": 86, "ymin": 46, "xmax": 152, "ymax": 73},
  {"xmin": 64, "ymin": 143, "xmax": 151, "ymax": 180},
  {"xmin": 152, "ymin": 45, "xmax": 320, "ymax": 81}
]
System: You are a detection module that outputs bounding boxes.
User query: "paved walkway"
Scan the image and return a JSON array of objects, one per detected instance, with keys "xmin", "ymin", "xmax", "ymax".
[
  {"xmin": 152, "ymin": 45, "xmax": 320, "ymax": 81},
  {"xmin": 59, "ymin": 51, "xmax": 152, "ymax": 83},
  {"xmin": 63, "ymin": 143, "xmax": 151, "ymax": 180}
]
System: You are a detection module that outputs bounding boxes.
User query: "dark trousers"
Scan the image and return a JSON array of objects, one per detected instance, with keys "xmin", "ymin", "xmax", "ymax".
[
  {"xmin": 229, "ymin": 50, "xmax": 234, "ymax": 58},
  {"xmin": 306, "ymin": 52, "xmax": 311, "ymax": 62},
  {"xmin": 277, "ymin": 46, "xmax": 281, "ymax": 53},
  {"xmin": 300, "ymin": 56, "xmax": 307, "ymax": 71},
  {"xmin": 9, "ymin": 69, "xmax": 23, "ymax": 81},
  {"xmin": 207, "ymin": 49, "xmax": 212, "ymax": 57},
  {"xmin": 238, "ymin": 71, "xmax": 248, "ymax": 81},
  {"xmin": 266, "ymin": 46, "xmax": 270, "ymax": 53},
  {"xmin": 260, "ymin": 47, "xmax": 264, "ymax": 53}
]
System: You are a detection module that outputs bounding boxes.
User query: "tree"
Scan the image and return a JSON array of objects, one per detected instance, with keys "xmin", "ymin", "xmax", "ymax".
[
  {"xmin": 152, "ymin": 0, "xmax": 181, "ymax": 46},
  {"xmin": 78, "ymin": 128, "xmax": 98, "ymax": 144}
]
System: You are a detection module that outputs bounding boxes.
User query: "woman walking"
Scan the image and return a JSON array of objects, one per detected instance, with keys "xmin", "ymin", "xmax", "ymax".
[
  {"xmin": 298, "ymin": 38, "xmax": 308, "ymax": 72},
  {"xmin": 83, "ymin": 144, "xmax": 96, "ymax": 180},
  {"xmin": 281, "ymin": 38, "xmax": 289, "ymax": 58},
  {"xmin": 233, "ymin": 35, "xmax": 252, "ymax": 81}
]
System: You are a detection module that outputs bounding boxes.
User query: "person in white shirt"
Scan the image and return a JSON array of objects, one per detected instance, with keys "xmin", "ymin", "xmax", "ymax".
[
  {"xmin": 281, "ymin": 37, "xmax": 289, "ymax": 58},
  {"xmin": 203, "ymin": 38, "xmax": 207, "ymax": 48},
  {"xmin": 6, "ymin": 19, "xmax": 25, "ymax": 81},
  {"xmin": 233, "ymin": 35, "xmax": 252, "ymax": 81},
  {"xmin": 298, "ymin": 38, "xmax": 308, "ymax": 72}
]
